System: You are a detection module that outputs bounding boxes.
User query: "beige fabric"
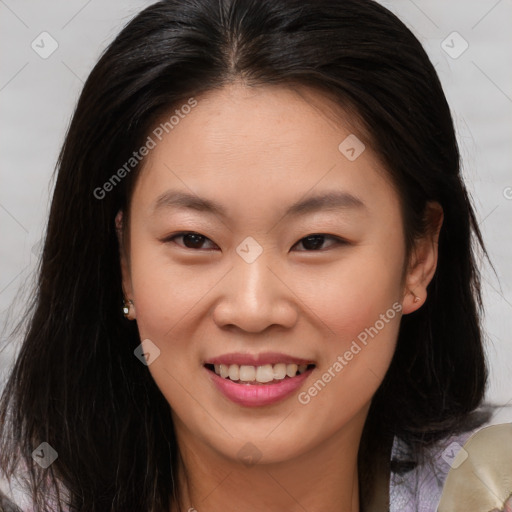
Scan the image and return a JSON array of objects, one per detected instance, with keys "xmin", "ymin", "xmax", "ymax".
[{"xmin": 437, "ymin": 423, "xmax": 512, "ymax": 512}]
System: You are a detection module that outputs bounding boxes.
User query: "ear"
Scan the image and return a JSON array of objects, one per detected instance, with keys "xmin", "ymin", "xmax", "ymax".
[
  {"xmin": 401, "ymin": 201, "xmax": 444, "ymax": 315},
  {"xmin": 115, "ymin": 209, "xmax": 136, "ymax": 320}
]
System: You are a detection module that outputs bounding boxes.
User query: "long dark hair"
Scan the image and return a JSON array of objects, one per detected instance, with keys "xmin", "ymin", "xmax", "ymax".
[{"xmin": 0, "ymin": 0, "xmax": 492, "ymax": 510}]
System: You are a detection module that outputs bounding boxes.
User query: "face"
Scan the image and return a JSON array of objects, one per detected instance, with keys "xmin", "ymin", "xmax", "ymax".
[{"xmin": 119, "ymin": 83, "xmax": 434, "ymax": 466}]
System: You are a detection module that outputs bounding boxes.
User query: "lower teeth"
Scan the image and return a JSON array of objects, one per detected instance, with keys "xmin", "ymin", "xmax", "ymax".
[{"xmin": 231, "ymin": 376, "xmax": 293, "ymax": 384}]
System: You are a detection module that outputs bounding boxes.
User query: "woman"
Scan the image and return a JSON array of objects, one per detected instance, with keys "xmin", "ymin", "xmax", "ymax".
[{"xmin": 0, "ymin": 0, "xmax": 510, "ymax": 510}]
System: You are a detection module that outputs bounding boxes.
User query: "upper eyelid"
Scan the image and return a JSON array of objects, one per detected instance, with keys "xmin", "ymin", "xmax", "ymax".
[
  {"xmin": 171, "ymin": 232, "xmax": 218, "ymax": 249},
  {"xmin": 165, "ymin": 232, "xmax": 345, "ymax": 250}
]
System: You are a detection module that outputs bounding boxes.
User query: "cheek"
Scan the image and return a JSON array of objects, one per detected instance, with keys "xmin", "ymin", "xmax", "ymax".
[
  {"xmin": 128, "ymin": 241, "xmax": 214, "ymax": 338},
  {"xmin": 300, "ymin": 264, "xmax": 402, "ymax": 414},
  {"xmin": 296, "ymin": 243, "xmax": 404, "ymax": 402},
  {"xmin": 297, "ymin": 249, "xmax": 404, "ymax": 342},
  {"xmin": 127, "ymin": 246, "xmax": 205, "ymax": 411}
]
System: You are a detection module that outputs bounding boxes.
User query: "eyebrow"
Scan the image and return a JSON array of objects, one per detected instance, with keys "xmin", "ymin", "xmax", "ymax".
[{"xmin": 152, "ymin": 189, "xmax": 366, "ymax": 218}]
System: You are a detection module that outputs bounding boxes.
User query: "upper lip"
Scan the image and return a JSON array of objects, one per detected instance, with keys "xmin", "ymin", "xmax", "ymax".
[{"xmin": 204, "ymin": 352, "xmax": 315, "ymax": 366}]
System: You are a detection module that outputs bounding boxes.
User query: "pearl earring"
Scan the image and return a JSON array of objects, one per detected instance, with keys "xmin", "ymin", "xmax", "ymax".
[{"xmin": 123, "ymin": 299, "xmax": 134, "ymax": 317}]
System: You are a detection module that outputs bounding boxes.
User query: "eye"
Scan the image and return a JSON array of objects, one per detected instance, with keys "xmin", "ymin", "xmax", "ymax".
[
  {"xmin": 163, "ymin": 232, "xmax": 346, "ymax": 252},
  {"xmin": 164, "ymin": 232, "xmax": 219, "ymax": 250},
  {"xmin": 292, "ymin": 234, "xmax": 346, "ymax": 251}
]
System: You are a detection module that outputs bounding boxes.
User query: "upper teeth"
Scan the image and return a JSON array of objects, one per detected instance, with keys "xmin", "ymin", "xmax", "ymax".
[{"xmin": 213, "ymin": 363, "xmax": 308, "ymax": 383}]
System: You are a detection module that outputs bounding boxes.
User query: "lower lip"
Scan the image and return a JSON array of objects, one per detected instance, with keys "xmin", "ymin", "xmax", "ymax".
[{"xmin": 205, "ymin": 366, "xmax": 314, "ymax": 407}]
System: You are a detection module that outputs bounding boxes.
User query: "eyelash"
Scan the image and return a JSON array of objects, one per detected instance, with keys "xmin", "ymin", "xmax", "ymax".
[{"xmin": 162, "ymin": 232, "xmax": 348, "ymax": 252}]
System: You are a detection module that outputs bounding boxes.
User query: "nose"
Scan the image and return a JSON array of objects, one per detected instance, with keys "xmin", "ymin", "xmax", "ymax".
[{"xmin": 212, "ymin": 251, "xmax": 298, "ymax": 334}]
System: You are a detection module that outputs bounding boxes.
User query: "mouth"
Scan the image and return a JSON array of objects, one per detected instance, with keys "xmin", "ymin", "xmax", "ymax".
[
  {"xmin": 203, "ymin": 352, "xmax": 317, "ymax": 406},
  {"xmin": 204, "ymin": 362, "xmax": 316, "ymax": 385}
]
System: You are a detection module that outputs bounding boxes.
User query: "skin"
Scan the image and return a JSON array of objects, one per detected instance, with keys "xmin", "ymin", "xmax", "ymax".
[{"xmin": 117, "ymin": 82, "xmax": 443, "ymax": 512}]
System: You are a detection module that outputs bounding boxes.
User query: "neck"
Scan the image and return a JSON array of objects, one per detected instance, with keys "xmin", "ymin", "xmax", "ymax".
[{"xmin": 171, "ymin": 411, "xmax": 369, "ymax": 512}]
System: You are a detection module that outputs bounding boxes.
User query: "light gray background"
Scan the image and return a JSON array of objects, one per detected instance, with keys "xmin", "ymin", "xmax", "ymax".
[{"xmin": 1, "ymin": 1, "xmax": 511, "ymax": 422}]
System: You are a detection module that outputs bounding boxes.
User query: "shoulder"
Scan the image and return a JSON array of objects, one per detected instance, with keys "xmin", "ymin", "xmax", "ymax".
[
  {"xmin": 437, "ymin": 423, "xmax": 512, "ymax": 512},
  {"xmin": 0, "ymin": 493, "xmax": 23, "ymax": 512},
  {"xmin": 0, "ymin": 471, "xmax": 70, "ymax": 512},
  {"xmin": 0, "ymin": 475, "xmax": 25, "ymax": 512},
  {"xmin": 0, "ymin": 487, "xmax": 24, "ymax": 512},
  {"xmin": 389, "ymin": 425, "xmax": 476, "ymax": 512},
  {"xmin": 390, "ymin": 422, "xmax": 512, "ymax": 512}
]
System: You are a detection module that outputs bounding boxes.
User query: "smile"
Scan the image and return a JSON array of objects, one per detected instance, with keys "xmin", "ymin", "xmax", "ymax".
[
  {"xmin": 205, "ymin": 362, "xmax": 314, "ymax": 384},
  {"xmin": 203, "ymin": 353, "xmax": 316, "ymax": 407}
]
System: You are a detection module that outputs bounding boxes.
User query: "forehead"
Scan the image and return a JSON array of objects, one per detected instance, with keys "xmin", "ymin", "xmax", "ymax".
[{"xmin": 132, "ymin": 83, "xmax": 398, "ymax": 220}]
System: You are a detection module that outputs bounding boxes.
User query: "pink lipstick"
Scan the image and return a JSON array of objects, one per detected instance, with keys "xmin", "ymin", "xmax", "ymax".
[{"xmin": 204, "ymin": 352, "xmax": 315, "ymax": 407}]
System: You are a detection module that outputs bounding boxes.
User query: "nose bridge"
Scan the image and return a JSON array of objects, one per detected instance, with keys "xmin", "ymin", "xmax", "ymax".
[
  {"xmin": 213, "ymin": 239, "xmax": 297, "ymax": 332},
  {"xmin": 231, "ymin": 241, "xmax": 278, "ymax": 310}
]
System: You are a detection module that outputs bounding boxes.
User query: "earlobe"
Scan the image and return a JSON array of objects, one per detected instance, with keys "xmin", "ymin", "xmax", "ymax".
[
  {"xmin": 116, "ymin": 209, "xmax": 136, "ymax": 320},
  {"xmin": 402, "ymin": 202, "xmax": 443, "ymax": 315},
  {"xmin": 115, "ymin": 209, "xmax": 123, "ymax": 233},
  {"xmin": 122, "ymin": 298, "xmax": 136, "ymax": 320}
]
